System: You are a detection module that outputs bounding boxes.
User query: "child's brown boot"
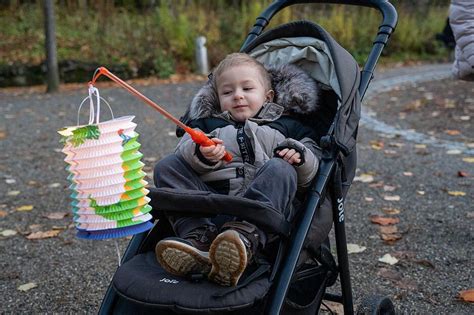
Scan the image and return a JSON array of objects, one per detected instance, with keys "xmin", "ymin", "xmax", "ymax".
[
  {"xmin": 155, "ymin": 225, "xmax": 217, "ymax": 277},
  {"xmin": 208, "ymin": 221, "xmax": 261, "ymax": 286}
]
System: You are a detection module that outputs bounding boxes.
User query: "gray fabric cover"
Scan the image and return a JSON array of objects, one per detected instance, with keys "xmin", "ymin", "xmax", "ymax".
[
  {"xmin": 449, "ymin": 0, "xmax": 474, "ymax": 81},
  {"xmin": 243, "ymin": 21, "xmax": 361, "ymax": 155}
]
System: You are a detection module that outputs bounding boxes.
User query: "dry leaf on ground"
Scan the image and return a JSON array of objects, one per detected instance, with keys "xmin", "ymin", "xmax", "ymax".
[
  {"xmin": 7, "ymin": 190, "xmax": 21, "ymax": 196},
  {"xmin": 444, "ymin": 129, "xmax": 461, "ymax": 135},
  {"xmin": 458, "ymin": 289, "xmax": 474, "ymax": 303},
  {"xmin": 378, "ymin": 254, "xmax": 399, "ymax": 265},
  {"xmin": 403, "ymin": 172, "xmax": 413, "ymax": 176},
  {"xmin": 0, "ymin": 210, "xmax": 8, "ymax": 218},
  {"xmin": 18, "ymin": 282, "xmax": 37, "ymax": 292},
  {"xmin": 370, "ymin": 215, "xmax": 400, "ymax": 225},
  {"xmin": 458, "ymin": 171, "xmax": 469, "ymax": 177},
  {"xmin": 462, "ymin": 157, "xmax": 474, "ymax": 163},
  {"xmin": 1, "ymin": 229, "xmax": 17, "ymax": 237},
  {"xmin": 447, "ymin": 191, "xmax": 466, "ymax": 196},
  {"xmin": 354, "ymin": 174, "xmax": 375, "ymax": 183},
  {"xmin": 347, "ymin": 243, "xmax": 367, "ymax": 254},
  {"xmin": 384, "ymin": 195, "xmax": 401, "ymax": 201},
  {"xmin": 395, "ymin": 278, "xmax": 418, "ymax": 290},
  {"xmin": 370, "ymin": 140, "xmax": 384, "ymax": 150},
  {"xmin": 44, "ymin": 212, "xmax": 68, "ymax": 220},
  {"xmin": 380, "ymin": 233, "xmax": 402, "ymax": 243},
  {"xmin": 26, "ymin": 230, "xmax": 61, "ymax": 240},
  {"xmin": 382, "ymin": 207, "xmax": 401, "ymax": 215},
  {"xmin": 16, "ymin": 205, "xmax": 34, "ymax": 212}
]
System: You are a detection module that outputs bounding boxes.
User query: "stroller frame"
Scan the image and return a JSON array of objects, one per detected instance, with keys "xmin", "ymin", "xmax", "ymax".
[
  {"xmin": 99, "ymin": 1, "xmax": 397, "ymax": 314},
  {"xmin": 242, "ymin": 2, "xmax": 397, "ymax": 314}
]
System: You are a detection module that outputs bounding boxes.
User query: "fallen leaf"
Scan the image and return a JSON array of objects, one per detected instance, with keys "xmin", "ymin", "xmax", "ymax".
[
  {"xmin": 380, "ymin": 233, "xmax": 402, "ymax": 243},
  {"xmin": 0, "ymin": 130, "xmax": 7, "ymax": 140},
  {"xmin": 5, "ymin": 178, "xmax": 16, "ymax": 184},
  {"xmin": 384, "ymin": 150, "xmax": 397, "ymax": 155},
  {"xmin": 417, "ymin": 191, "xmax": 425, "ymax": 195},
  {"xmin": 365, "ymin": 197, "xmax": 374, "ymax": 202},
  {"xmin": 458, "ymin": 289, "xmax": 474, "ymax": 303},
  {"xmin": 403, "ymin": 172, "xmax": 413, "ymax": 176},
  {"xmin": 370, "ymin": 215, "xmax": 400, "ymax": 225},
  {"xmin": 354, "ymin": 174, "xmax": 374, "ymax": 183},
  {"xmin": 447, "ymin": 191, "xmax": 466, "ymax": 196},
  {"xmin": 444, "ymin": 129, "xmax": 461, "ymax": 135},
  {"xmin": 379, "ymin": 226, "xmax": 398, "ymax": 234},
  {"xmin": 1, "ymin": 229, "xmax": 17, "ymax": 237},
  {"xmin": 458, "ymin": 171, "xmax": 469, "ymax": 177},
  {"xmin": 383, "ymin": 185, "xmax": 397, "ymax": 192},
  {"xmin": 7, "ymin": 190, "xmax": 21, "ymax": 196},
  {"xmin": 415, "ymin": 144, "xmax": 427, "ymax": 149},
  {"xmin": 347, "ymin": 243, "xmax": 367, "ymax": 254},
  {"xmin": 462, "ymin": 157, "xmax": 474, "ymax": 163},
  {"xmin": 26, "ymin": 230, "xmax": 61, "ymax": 240},
  {"xmin": 384, "ymin": 195, "xmax": 400, "ymax": 201},
  {"xmin": 377, "ymin": 268, "xmax": 402, "ymax": 281},
  {"xmin": 48, "ymin": 183, "xmax": 61, "ymax": 188},
  {"xmin": 16, "ymin": 205, "xmax": 34, "ymax": 212},
  {"xmin": 389, "ymin": 142, "xmax": 404, "ymax": 148},
  {"xmin": 44, "ymin": 212, "xmax": 68, "ymax": 220},
  {"xmin": 370, "ymin": 140, "xmax": 384, "ymax": 150},
  {"xmin": 18, "ymin": 282, "xmax": 37, "ymax": 292},
  {"xmin": 369, "ymin": 181, "xmax": 384, "ymax": 188},
  {"xmin": 0, "ymin": 210, "xmax": 8, "ymax": 218},
  {"xmin": 467, "ymin": 212, "xmax": 474, "ymax": 219},
  {"xmin": 392, "ymin": 251, "xmax": 416, "ymax": 260},
  {"xmin": 378, "ymin": 254, "xmax": 399, "ymax": 265},
  {"xmin": 382, "ymin": 207, "xmax": 401, "ymax": 215},
  {"xmin": 446, "ymin": 149, "xmax": 462, "ymax": 155}
]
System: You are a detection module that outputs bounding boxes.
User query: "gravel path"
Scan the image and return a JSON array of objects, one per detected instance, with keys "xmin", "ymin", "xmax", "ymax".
[{"xmin": 0, "ymin": 64, "xmax": 472, "ymax": 314}]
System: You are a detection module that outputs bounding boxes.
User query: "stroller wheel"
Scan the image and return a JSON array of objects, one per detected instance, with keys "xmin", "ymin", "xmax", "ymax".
[{"xmin": 356, "ymin": 295, "xmax": 395, "ymax": 315}]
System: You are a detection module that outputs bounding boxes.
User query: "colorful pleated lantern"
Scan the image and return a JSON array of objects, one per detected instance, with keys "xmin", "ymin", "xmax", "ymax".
[{"xmin": 58, "ymin": 87, "xmax": 153, "ymax": 239}]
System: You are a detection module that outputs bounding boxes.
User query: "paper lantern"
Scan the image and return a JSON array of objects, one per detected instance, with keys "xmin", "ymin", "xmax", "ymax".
[{"xmin": 59, "ymin": 90, "xmax": 153, "ymax": 240}]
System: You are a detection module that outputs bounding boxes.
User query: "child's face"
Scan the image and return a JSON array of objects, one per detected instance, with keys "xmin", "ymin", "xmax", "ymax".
[{"xmin": 216, "ymin": 65, "xmax": 274, "ymax": 122}]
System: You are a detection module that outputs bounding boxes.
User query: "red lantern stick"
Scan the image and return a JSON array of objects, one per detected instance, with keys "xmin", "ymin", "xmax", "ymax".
[{"xmin": 90, "ymin": 67, "xmax": 232, "ymax": 162}]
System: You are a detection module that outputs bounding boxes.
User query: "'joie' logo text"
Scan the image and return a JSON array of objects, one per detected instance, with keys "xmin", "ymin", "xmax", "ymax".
[
  {"xmin": 337, "ymin": 197, "xmax": 345, "ymax": 223},
  {"xmin": 160, "ymin": 277, "xmax": 179, "ymax": 284}
]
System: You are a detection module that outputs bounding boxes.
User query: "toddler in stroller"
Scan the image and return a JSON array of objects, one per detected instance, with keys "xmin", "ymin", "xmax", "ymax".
[
  {"xmin": 154, "ymin": 52, "xmax": 321, "ymax": 287},
  {"xmin": 101, "ymin": 1, "xmax": 398, "ymax": 314}
]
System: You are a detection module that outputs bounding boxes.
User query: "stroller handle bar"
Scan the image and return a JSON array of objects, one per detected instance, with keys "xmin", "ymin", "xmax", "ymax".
[{"xmin": 241, "ymin": 0, "xmax": 398, "ymax": 99}]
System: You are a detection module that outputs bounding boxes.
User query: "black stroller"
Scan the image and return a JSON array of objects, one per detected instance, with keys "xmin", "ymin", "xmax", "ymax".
[{"xmin": 99, "ymin": 0, "xmax": 398, "ymax": 314}]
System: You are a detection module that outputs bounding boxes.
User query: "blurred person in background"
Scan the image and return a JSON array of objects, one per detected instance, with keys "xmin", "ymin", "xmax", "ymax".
[{"xmin": 449, "ymin": 0, "xmax": 474, "ymax": 81}]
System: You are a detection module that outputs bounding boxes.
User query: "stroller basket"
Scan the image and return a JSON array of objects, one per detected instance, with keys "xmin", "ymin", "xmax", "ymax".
[{"xmin": 99, "ymin": 1, "xmax": 398, "ymax": 314}]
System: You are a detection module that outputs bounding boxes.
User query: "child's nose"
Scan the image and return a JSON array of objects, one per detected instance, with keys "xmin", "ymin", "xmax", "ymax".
[{"xmin": 234, "ymin": 89, "xmax": 244, "ymax": 99}]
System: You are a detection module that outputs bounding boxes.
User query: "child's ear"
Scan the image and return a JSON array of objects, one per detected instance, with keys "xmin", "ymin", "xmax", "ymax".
[{"xmin": 266, "ymin": 90, "xmax": 275, "ymax": 102}]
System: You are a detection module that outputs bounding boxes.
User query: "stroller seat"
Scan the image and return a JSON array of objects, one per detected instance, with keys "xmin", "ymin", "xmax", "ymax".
[
  {"xmin": 113, "ymin": 251, "xmax": 272, "ymax": 313},
  {"xmin": 99, "ymin": 1, "xmax": 398, "ymax": 313}
]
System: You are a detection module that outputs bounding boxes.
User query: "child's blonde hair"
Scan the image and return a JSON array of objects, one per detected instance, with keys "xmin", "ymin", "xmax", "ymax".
[{"xmin": 212, "ymin": 53, "xmax": 272, "ymax": 91}]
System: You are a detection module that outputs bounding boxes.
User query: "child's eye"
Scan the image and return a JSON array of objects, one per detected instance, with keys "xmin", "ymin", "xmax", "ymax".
[
  {"xmin": 222, "ymin": 91, "xmax": 232, "ymax": 95},
  {"xmin": 243, "ymin": 87, "xmax": 254, "ymax": 91}
]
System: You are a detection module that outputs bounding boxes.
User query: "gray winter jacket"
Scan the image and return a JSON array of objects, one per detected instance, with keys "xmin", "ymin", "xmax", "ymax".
[
  {"xmin": 450, "ymin": 0, "xmax": 474, "ymax": 80},
  {"xmin": 175, "ymin": 64, "xmax": 322, "ymax": 197}
]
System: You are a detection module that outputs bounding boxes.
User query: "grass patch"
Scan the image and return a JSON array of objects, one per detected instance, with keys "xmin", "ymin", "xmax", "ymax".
[{"xmin": 0, "ymin": 2, "xmax": 451, "ymax": 82}]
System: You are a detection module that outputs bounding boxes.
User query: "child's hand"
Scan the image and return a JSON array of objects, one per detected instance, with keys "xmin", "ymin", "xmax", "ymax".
[
  {"xmin": 276, "ymin": 148, "xmax": 301, "ymax": 165},
  {"xmin": 199, "ymin": 138, "xmax": 226, "ymax": 162}
]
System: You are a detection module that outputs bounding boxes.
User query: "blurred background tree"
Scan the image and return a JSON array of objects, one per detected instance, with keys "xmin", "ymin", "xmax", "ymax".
[{"xmin": 0, "ymin": 0, "xmax": 451, "ymax": 87}]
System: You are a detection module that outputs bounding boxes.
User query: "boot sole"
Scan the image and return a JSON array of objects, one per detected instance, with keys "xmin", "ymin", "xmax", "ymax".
[
  {"xmin": 155, "ymin": 239, "xmax": 211, "ymax": 277},
  {"xmin": 208, "ymin": 230, "xmax": 247, "ymax": 287}
]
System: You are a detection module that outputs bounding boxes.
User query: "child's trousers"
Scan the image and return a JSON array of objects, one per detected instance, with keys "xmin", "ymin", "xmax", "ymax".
[{"xmin": 153, "ymin": 154, "xmax": 297, "ymax": 244}]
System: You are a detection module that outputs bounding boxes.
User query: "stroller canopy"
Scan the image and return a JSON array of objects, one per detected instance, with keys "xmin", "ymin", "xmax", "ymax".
[{"xmin": 243, "ymin": 21, "xmax": 361, "ymax": 154}]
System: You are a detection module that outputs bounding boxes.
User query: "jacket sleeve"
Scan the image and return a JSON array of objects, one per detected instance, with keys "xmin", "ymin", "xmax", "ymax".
[
  {"xmin": 175, "ymin": 129, "xmax": 225, "ymax": 174},
  {"xmin": 449, "ymin": 0, "xmax": 474, "ymax": 80},
  {"xmin": 274, "ymin": 137, "xmax": 321, "ymax": 187}
]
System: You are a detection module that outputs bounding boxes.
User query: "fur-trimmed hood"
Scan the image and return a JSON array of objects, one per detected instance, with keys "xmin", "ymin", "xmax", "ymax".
[{"xmin": 181, "ymin": 64, "xmax": 321, "ymax": 123}]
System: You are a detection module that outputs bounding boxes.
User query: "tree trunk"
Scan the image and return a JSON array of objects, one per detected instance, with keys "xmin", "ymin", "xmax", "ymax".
[{"xmin": 43, "ymin": 0, "xmax": 60, "ymax": 93}]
